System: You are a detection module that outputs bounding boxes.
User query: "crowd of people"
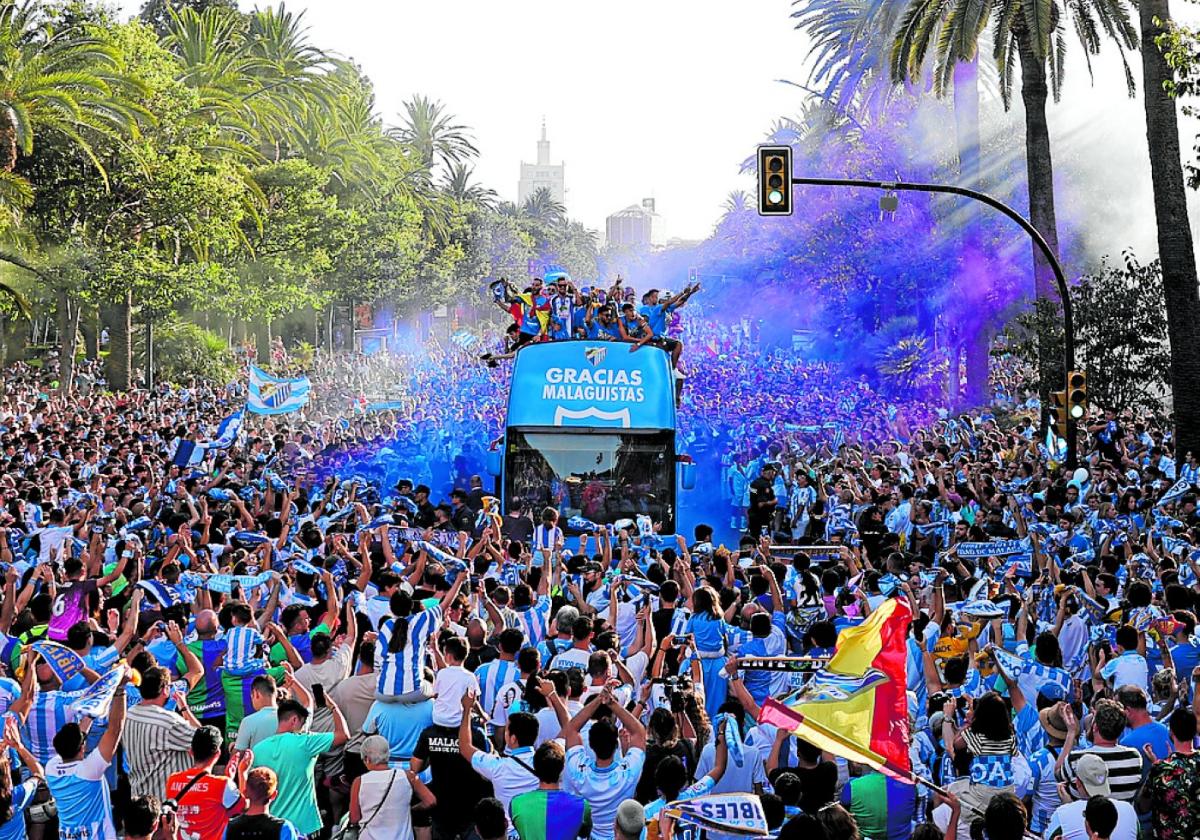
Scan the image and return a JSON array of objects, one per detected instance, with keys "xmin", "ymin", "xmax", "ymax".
[{"xmin": 0, "ymin": 292, "xmax": 1198, "ymax": 840}]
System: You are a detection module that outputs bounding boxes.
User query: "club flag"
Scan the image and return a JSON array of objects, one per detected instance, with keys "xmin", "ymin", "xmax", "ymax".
[
  {"xmin": 248, "ymin": 366, "xmax": 310, "ymax": 415},
  {"xmin": 31, "ymin": 640, "xmax": 86, "ymax": 683},
  {"xmin": 209, "ymin": 410, "xmax": 244, "ymax": 450},
  {"xmin": 71, "ymin": 662, "xmax": 130, "ymax": 719},
  {"xmin": 759, "ymin": 596, "xmax": 913, "ymax": 779}
]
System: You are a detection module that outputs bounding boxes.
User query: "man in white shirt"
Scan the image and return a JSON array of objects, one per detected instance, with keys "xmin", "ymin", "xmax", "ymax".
[
  {"xmin": 1046, "ymin": 754, "xmax": 1138, "ymax": 839},
  {"xmin": 458, "ymin": 692, "xmax": 539, "ymax": 829},
  {"xmin": 549, "ymin": 616, "xmax": 594, "ymax": 672}
]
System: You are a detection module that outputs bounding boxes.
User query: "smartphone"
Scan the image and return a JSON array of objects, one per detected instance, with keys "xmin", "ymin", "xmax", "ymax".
[
  {"xmin": 312, "ymin": 683, "xmax": 327, "ymax": 708},
  {"xmin": 672, "ymin": 634, "xmax": 693, "ymax": 647}
]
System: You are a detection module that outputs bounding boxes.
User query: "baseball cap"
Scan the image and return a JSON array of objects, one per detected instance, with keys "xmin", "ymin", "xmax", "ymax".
[
  {"xmin": 1074, "ymin": 753, "xmax": 1111, "ymax": 796},
  {"xmin": 615, "ymin": 800, "xmax": 645, "ymax": 837},
  {"xmin": 1037, "ymin": 683, "xmax": 1067, "ymax": 704}
]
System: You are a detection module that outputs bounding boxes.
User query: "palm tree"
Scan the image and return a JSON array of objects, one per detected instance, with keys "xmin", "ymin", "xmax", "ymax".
[
  {"xmin": 892, "ymin": 0, "xmax": 1137, "ymax": 403},
  {"xmin": 444, "ymin": 161, "xmax": 496, "ymax": 209},
  {"xmin": 520, "ymin": 187, "xmax": 566, "ymax": 229},
  {"xmin": 1138, "ymin": 2, "xmax": 1200, "ymax": 456},
  {"xmin": 0, "ymin": 0, "xmax": 147, "ymax": 179},
  {"xmin": 792, "ymin": 0, "xmax": 907, "ymax": 118},
  {"xmin": 393, "ymin": 94, "xmax": 478, "ymax": 174}
]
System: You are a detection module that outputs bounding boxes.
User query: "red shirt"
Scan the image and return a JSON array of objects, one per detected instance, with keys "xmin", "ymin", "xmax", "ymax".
[{"xmin": 164, "ymin": 769, "xmax": 242, "ymax": 840}]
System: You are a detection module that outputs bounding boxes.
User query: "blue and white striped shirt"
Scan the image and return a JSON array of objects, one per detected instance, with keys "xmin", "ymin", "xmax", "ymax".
[
  {"xmin": 475, "ymin": 658, "xmax": 520, "ymax": 718},
  {"xmin": 376, "ymin": 605, "xmax": 443, "ymax": 696},
  {"xmin": 27, "ymin": 690, "xmax": 82, "ymax": 765},
  {"xmin": 511, "ymin": 596, "xmax": 552, "ymax": 647},
  {"xmin": 223, "ymin": 624, "xmax": 267, "ymax": 675}
]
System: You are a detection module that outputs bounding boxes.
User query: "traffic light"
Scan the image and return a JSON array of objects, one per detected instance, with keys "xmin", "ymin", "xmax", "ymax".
[
  {"xmin": 1050, "ymin": 390, "xmax": 1069, "ymax": 441},
  {"xmin": 757, "ymin": 146, "xmax": 793, "ymax": 216},
  {"xmin": 1066, "ymin": 370, "xmax": 1087, "ymax": 420},
  {"xmin": 688, "ymin": 267, "xmax": 698, "ymax": 284}
]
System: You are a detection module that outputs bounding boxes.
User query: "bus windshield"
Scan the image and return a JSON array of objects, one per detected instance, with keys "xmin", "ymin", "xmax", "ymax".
[{"xmin": 504, "ymin": 429, "xmax": 674, "ymax": 529}]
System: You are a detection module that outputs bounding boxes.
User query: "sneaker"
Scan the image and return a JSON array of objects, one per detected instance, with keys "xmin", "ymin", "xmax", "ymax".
[{"xmin": 673, "ymin": 367, "xmax": 688, "ymax": 379}]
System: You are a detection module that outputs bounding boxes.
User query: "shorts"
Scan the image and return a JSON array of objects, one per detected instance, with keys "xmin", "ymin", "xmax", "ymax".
[{"xmin": 650, "ymin": 337, "xmax": 681, "ymax": 354}]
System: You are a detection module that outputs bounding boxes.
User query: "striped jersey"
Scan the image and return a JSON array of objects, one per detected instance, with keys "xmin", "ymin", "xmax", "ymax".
[
  {"xmin": 511, "ymin": 596, "xmax": 552, "ymax": 647},
  {"xmin": 376, "ymin": 605, "xmax": 443, "ymax": 696},
  {"xmin": 27, "ymin": 690, "xmax": 82, "ymax": 765},
  {"xmin": 474, "ymin": 658, "xmax": 520, "ymax": 719},
  {"xmin": 223, "ymin": 625, "xmax": 267, "ymax": 675}
]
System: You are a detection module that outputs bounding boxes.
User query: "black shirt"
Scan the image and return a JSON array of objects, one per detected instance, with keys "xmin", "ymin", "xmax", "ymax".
[
  {"xmin": 412, "ymin": 723, "xmax": 494, "ymax": 826},
  {"xmin": 748, "ymin": 477, "xmax": 777, "ymax": 530},
  {"xmin": 226, "ymin": 814, "xmax": 289, "ymax": 840}
]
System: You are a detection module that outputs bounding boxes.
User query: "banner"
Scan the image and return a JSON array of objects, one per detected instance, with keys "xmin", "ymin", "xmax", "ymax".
[
  {"xmin": 737, "ymin": 656, "xmax": 830, "ymax": 673},
  {"xmin": 248, "ymin": 366, "xmax": 311, "ymax": 415},
  {"xmin": 955, "ymin": 540, "xmax": 1026, "ymax": 559},
  {"xmin": 1157, "ymin": 477, "xmax": 1193, "ymax": 509}
]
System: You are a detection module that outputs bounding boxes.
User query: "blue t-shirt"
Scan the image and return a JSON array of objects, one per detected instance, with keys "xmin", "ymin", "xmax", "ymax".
[
  {"xmin": 1119, "ymin": 720, "xmax": 1172, "ymax": 763},
  {"xmin": 363, "ymin": 698, "xmax": 434, "ymax": 761},
  {"xmin": 0, "ymin": 779, "xmax": 37, "ymax": 840},
  {"xmin": 638, "ymin": 304, "xmax": 669, "ymax": 337}
]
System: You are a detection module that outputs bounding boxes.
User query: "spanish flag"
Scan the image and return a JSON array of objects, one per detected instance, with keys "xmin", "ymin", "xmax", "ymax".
[{"xmin": 759, "ymin": 597, "xmax": 913, "ymax": 780}]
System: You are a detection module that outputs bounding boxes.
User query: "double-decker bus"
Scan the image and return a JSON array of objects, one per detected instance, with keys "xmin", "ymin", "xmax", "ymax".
[{"xmin": 488, "ymin": 340, "xmax": 692, "ymax": 533}]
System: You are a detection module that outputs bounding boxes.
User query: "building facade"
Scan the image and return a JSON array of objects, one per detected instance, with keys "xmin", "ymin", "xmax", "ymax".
[
  {"xmin": 518, "ymin": 121, "xmax": 565, "ymax": 205},
  {"xmin": 605, "ymin": 198, "xmax": 665, "ymax": 248}
]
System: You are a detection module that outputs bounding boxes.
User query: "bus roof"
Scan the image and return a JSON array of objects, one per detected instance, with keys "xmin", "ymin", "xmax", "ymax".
[{"xmin": 506, "ymin": 340, "xmax": 676, "ymax": 431}]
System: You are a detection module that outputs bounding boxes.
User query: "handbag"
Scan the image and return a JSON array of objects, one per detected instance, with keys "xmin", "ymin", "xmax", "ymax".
[{"xmin": 336, "ymin": 770, "xmax": 397, "ymax": 840}]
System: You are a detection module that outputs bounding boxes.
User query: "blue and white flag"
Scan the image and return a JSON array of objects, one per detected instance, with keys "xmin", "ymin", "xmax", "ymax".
[
  {"xmin": 209, "ymin": 411, "xmax": 244, "ymax": 450},
  {"xmin": 248, "ymin": 366, "xmax": 311, "ymax": 415},
  {"xmin": 955, "ymin": 599, "xmax": 1006, "ymax": 620},
  {"xmin": 1157, "ymin": 477, "xmax": 1192, "ymax": 509},
  {"xmin": 71, "ymin": 663, "xmax": 130, "ymax": 719},
  {"xmin": 171, "ymin": 439, "xmax": 206, "ymax": 468}
]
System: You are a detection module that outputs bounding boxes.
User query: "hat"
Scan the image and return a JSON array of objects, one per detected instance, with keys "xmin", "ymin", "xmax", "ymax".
[
  {"xmin": 1038, "ymin": 705, "xmax": 1068, "ymax": 741},
  {"xmin": 1074, "ymin": 753, "xmax": 1111, "ymax": 796},
  {"xmin": 615, "ymin": 800, "xmax": 645, "ymax": 837},
  {"xmin": 1037, "ymin": 682, "xmax": 1067, "ymax": 704}
]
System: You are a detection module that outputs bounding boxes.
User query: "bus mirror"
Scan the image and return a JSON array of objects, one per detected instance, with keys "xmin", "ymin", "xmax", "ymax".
[
  {"xmin": 486, "ymin": 449, "xmax": 502, "ymax": 478},
  {"xmin": 679, "ymin": 460, "xmax": 696, "ymax": 491}
]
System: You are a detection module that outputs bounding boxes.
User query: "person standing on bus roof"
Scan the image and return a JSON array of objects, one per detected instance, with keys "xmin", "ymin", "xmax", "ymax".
[
  {"xmin": 639, "ymin": 284, "xmax": 700, "ymax": 376},
  {"xmin": 546, "ymin": 275, "xmax": 579, "ymax": 341}
]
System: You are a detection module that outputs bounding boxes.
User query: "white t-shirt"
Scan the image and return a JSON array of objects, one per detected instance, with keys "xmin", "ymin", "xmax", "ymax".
[
  {"xmin": 549, "ymin": 647, "xmax": 592, "ymax": 672},
  {"xmin": 1045, "ymin": 798, "xmax": 1139, "ymax": 840},
  {"xmin": 432, "ymin": 664, "xmax": 479, "ymax": 727}
]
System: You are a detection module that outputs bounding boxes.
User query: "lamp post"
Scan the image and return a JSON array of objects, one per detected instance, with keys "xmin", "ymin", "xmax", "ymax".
[{"xmin": 790, "ymin": 175, "xmax": 1078, "ymax": 468}]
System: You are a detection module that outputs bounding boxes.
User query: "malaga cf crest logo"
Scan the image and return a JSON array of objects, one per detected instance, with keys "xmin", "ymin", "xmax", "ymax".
[{"xmin": 585, "ymin": 347, "xmax": 606, "ymax": 366}]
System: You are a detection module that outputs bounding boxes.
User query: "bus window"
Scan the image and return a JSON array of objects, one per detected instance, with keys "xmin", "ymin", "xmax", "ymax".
[{"xmin": 505, "ymin": 429, "xmax": 674, "ymax": 531}]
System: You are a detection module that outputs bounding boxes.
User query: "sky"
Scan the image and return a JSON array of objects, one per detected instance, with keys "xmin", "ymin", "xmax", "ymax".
[{"xmin": 116, "ymin": 0, "xmax": 1200, "ymax": 255}]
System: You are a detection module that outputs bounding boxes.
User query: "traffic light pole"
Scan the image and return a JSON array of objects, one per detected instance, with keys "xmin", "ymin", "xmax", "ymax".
[{"xmin": 790, "ymin": 175, "xmax": 1077, "ymax": 468}]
